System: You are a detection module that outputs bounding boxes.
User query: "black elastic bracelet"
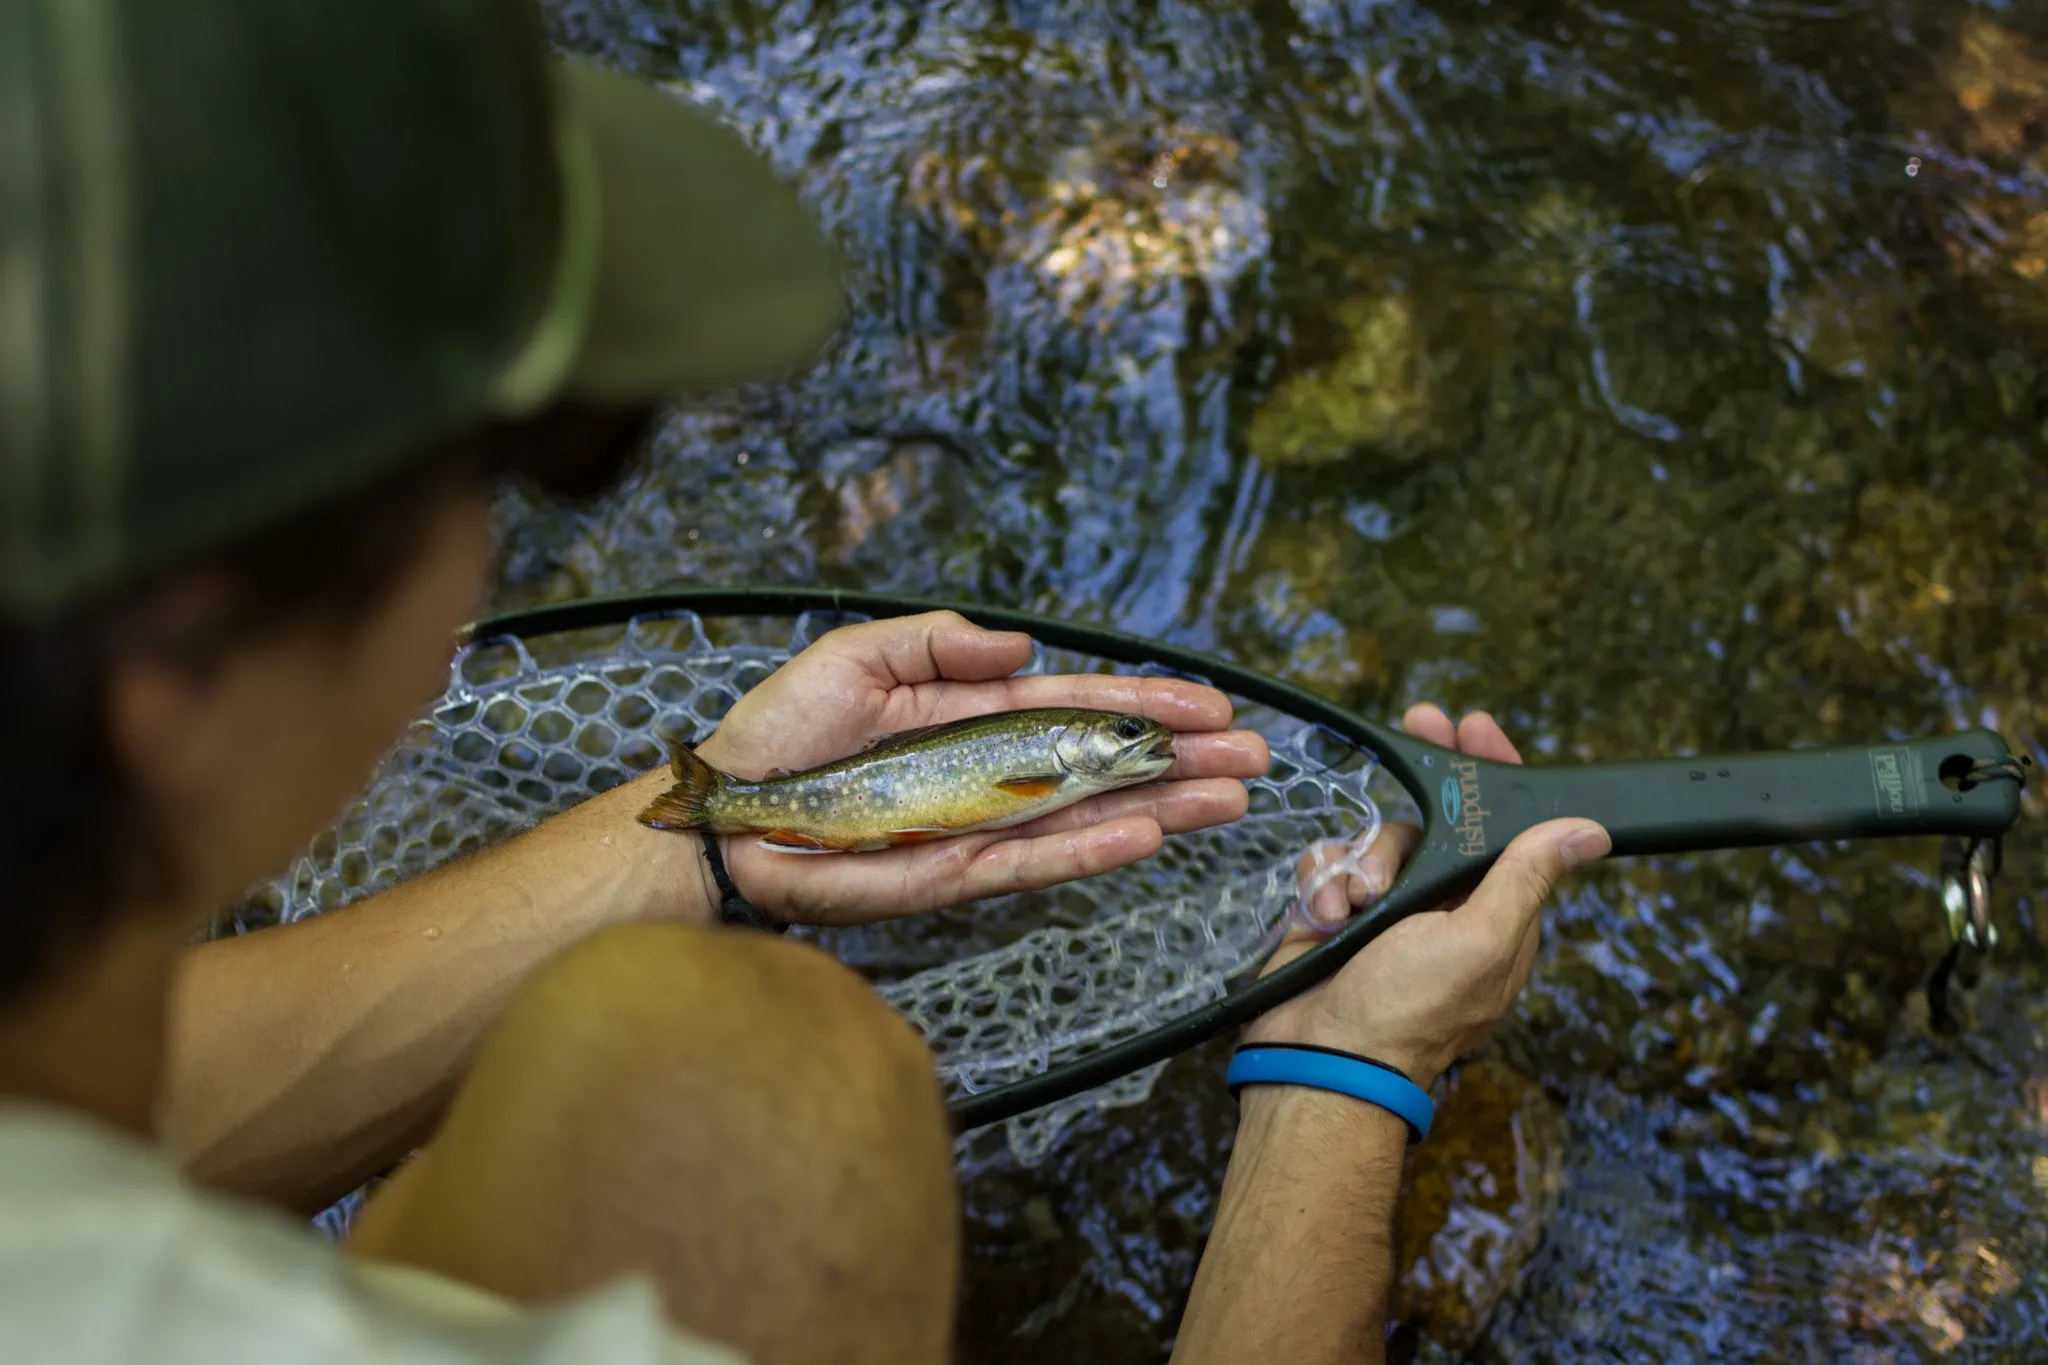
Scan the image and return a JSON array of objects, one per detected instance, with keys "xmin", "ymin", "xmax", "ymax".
[{"xmin": 702, "ymin": 831, "xmax": 785, "ymax": 933}]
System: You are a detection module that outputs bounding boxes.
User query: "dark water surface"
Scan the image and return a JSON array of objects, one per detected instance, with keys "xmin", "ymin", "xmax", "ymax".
[{"xmin": 517, "ymin": 2, "xmax": 2048, "ymax": 1358}]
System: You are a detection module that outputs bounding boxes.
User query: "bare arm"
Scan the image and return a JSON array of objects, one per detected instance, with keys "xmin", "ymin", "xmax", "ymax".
[
  {"xmin": 1172, "ymin": 1090, "xmax": 1408, "ymax": 1365},
  {"xmin": 1173, "ymin": 703, "xmax": 1609, "ymax": 1361},
  {"xmin": 164, "ymin": 767, "xmax": 713, "ymax": 1215}
]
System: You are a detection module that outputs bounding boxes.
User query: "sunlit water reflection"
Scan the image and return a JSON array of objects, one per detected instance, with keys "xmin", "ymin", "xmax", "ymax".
[{"xmin": 504, "ymin": 1, "xmax": 2048, "ymax": 1357}]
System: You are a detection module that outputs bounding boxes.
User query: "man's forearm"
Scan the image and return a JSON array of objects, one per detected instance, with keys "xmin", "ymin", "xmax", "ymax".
[
  {"xmin": 164, "ymin": 768, "xmax": 716, "ymax": 1214},
  {"xmin": 1173, "ymin": 1088, "xmax": 1409, "ymax": 1365}
]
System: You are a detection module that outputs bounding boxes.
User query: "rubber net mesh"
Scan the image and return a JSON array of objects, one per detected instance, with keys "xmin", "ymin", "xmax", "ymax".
[{"xmin": 238, "ymin": 610, "xmax": 1387, "ymax": 1166}]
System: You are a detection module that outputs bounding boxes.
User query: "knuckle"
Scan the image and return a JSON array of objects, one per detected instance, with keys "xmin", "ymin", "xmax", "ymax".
[{"xmin": 994, "ymin": 846, "xmax": 1048, "ymax": 897}]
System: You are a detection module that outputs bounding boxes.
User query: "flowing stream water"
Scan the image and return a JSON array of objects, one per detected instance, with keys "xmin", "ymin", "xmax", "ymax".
[{"xmin": 480, "ymin": 3, "xmax": 2048, "ymax": 1357}]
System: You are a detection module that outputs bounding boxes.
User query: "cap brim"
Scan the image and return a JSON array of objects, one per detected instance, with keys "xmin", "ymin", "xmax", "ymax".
[{"xmin": 555, "ymin": 61, "xmax": 843, "ymax": 401}]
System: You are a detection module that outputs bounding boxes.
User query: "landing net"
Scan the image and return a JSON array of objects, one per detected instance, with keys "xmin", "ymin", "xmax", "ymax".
[{"xmin": 238, "ymin": 608, "xmax": 1393, "ymax": 1164}]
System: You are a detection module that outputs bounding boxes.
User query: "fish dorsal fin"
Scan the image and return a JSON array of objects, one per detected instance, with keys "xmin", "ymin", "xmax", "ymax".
[{"xmin": 856, "ymin": 722, "xmax": 958, "ymax": 754}]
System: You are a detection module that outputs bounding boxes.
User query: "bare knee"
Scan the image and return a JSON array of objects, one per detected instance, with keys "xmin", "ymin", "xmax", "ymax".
[
  {"xmin": 538, "ymin": 919, "xmax": 906, "ymax": 1037},
  {"xmin": 475, "ymin": 921, "xmax": 947, "ymax": 1154},
  {"xmin": 366, "ymin": 922, "xmax": 960, "ymax": 1365},
  {"xmin": 524, "ymin": 920, "xmax": 934, "ymax": 1067}
]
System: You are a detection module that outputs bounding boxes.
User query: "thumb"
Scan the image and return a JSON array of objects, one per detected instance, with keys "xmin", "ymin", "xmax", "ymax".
[
  {"xmin": 841, "ymin": 610, "xmax": 1032, "ymax": 684},
  {"xmin": 1459, "ymin": 818, "xmax": 1610, "ymax": 938}
]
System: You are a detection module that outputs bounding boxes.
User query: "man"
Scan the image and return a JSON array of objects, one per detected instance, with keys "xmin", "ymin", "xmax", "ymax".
[{"xmin": 0, "ymin": 2, "xmax": 1609, "ymax": 1362}]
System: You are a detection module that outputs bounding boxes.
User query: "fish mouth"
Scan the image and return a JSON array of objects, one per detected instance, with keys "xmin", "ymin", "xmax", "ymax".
[{"xmin": 1131, "ymin": 734, "xmax": 1176, "ymax": 776}]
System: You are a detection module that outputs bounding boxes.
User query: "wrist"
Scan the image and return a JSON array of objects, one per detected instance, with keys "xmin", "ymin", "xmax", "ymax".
[
  {"xmin": 1178, "ymin": 1082, "xmax": 1403, "ymax": 1363},
  {"xmin": 1237, "ymin": 1081, "xmax": 1410, "ymax": 1173},
  {"xmin": 1226, "ymin": 1082, "xmax": 1407, "ymax": 1243},
  {"xmin": 1242, "ymin": 1003, "xmax": 1446, "ymax": 1093}
]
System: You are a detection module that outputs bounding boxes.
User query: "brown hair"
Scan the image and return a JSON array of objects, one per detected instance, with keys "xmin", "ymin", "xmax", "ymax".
[{"xmin": 0, "ymin": 401, "xmax": 658, "ymax": 1010}]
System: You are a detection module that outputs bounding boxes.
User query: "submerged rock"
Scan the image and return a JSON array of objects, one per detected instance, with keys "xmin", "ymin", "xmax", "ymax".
[
  {"xmin": 1390, "ymin": 1059, "xmax": 1564, "ymax": 1356},
  {"xmin": 1942, "ymin": 16, "xmax": 2048, "ymax": 164},
  {"xmin": 1245, "ymin": 294, "xmax": 1440, "ymax": 466}
]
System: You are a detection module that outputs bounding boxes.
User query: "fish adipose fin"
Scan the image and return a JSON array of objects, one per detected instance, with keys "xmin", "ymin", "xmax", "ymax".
[
  {"xmin": 637, "ymin": 742, "xmax": 725, "ymax": 831},
  {"xmin": 759, "ymin": 829, "xmax": 840, "ymax": 854},
  {"xmin": 994, "ymin": 774, "xmax": 1066, "ymax": 799}
]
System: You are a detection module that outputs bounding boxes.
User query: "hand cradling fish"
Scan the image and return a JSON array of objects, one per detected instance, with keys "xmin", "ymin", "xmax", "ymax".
[{"xmin": 636, "ymin": 707, "xmax": 1178, "ymax": 853}]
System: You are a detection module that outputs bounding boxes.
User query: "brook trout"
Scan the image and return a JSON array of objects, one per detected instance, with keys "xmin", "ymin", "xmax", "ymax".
[{"xmin": 637, "ymin": 707, "xmax": 1176, "ymax": 853}]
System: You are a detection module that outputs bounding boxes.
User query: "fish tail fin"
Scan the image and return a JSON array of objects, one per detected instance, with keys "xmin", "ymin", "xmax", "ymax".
[{"xmin": 637, "ymin": 741, "xmax": 726, "ymax": 831}]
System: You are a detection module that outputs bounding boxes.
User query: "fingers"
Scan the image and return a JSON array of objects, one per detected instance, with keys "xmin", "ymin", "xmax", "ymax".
[
  {"xmin": 1289, "ymin": 820, "xmax": 1422, "ymax": 927},
  {"xmin": 823, "ymin": 613, "xmax": 1237, "ymax": 735},
  {"xmin": 1262, "ymin": 819, "xmax": 1426, "ymax": 976},
  {"xmin": 1008, "ymin": 777, "xmax": 1250, "ymax": 840},
  {"xmin": 820, "ymin": 612, "xmax": 1239, "ymax": 731},
  {"xmin": 953, "ymin": 815, "xmax": 1166, "ymax": 902},
  {"xmin": 897, "ymin": 673, "xmax": 1239, "ymax": 734},
  {"xmin": 1401, "ymin": 702, "xmax": 1458, "ymax": 748},
  {"xmin": 1455, "ymin": 818, "xmax": 1608, "ymax": 943},
  {"xmin": 758, "ymin": 814, "xmax": 1167, "ymax": 923},
  {"xmin": 828, "ymin": 611, "xmax": 1035, "ymax": 686},
  {"xmin": 922, "ymin": 617, "xmax": 1036, "ymax": 681},
  {"xmin": 1456, "ymin": 710, "xmax": 1524, "ymax": 766},
  {"xmin": 1166, "ymin": 730, "xmax": 1268, "ymax": 779},
  {"xmin": 996, "ymin": 672, "xmax": 1235, "ymax": 730},
  {"xmin": 1357, "ymin": 820, "xmax": 1421, "ymax": 901},
  {"xmin": 1402, "ymin": 702, "xmax": 1525, "ymax": 766}
]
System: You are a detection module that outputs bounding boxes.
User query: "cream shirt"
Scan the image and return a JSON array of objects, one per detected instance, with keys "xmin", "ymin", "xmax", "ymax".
[{"xmin": 0, "ymin": 1103, "xmax": 745, "ymax": 1365}]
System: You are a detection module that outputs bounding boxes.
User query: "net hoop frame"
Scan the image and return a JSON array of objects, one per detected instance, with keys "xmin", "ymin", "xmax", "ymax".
[{"xmin": 460, "ymin": 587, "xmax": 1421, "ymax": 1133}]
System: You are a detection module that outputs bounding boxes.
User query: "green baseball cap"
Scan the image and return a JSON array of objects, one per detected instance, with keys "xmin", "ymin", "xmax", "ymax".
[{"xmin": 0, "ymin": 0, "xmax": 842, "ymax": 614}]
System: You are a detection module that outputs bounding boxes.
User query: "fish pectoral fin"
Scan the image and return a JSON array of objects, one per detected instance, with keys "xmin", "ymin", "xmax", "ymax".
[
  {"xmin": 994, "ymin": 774, "xmax": 1067, "ymax": 799},
  {"xmin": 764, "ymin": 767, "xmax": 795, "ymax": 779},
  {"xmin": 758, "ymin": 829, "xmax": 843, "ymax": 854},
  {"xmin": 882, "ymin": 827, "xmax": 953, "ymax": 847}
]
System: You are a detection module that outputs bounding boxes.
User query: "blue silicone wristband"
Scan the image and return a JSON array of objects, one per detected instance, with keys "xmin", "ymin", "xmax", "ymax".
[{"xmin": 1225, "ymin": 1044, "xmax": 1434, "ymax": 1144}]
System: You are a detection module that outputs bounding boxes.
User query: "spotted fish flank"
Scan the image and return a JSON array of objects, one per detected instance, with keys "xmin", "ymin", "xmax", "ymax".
[{"xmin": 636, "ymin": 707, "xmax": 1177, "ymax": 854}]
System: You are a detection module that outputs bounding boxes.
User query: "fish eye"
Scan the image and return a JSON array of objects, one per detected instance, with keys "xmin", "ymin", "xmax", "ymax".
[{"xmin": 1114, "ymin": 716, "xmax": 1147, "ymax": 740}]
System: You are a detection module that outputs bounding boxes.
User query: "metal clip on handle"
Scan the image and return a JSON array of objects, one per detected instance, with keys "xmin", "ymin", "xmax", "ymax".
[
  {"xmin": 1925, "ymin": 751, "xmax": 2028, "ymax": 1033},
  {"xmin": 1928, "ymin": 835, "xmax": 1997, "ymax": 1034},
  {"xmin": 1942, "ymin": 836, "xmax": 2000, "ymax": 979}
]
